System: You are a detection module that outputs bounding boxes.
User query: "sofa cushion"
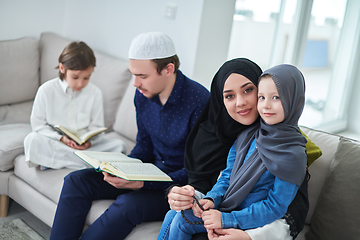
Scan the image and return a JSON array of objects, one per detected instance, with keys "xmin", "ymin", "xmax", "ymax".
[
  {"xmin": 91, "ymin": 52, "xmax": 133, "ymax": 130},
  {"xmin": 301, "ymin": 130, "xmax": 323, "ymax": 166},
  {"xmin": 13, "ymin": 154, "xmax": 72, "ymax": 203},
  {"xmin": 0, "ymin": 100, "xmax": 33, "ymax": 125},
  {"xmin": 39, "ymin": 32, "xmax": 132, "ymax": 129},
  {"xmin": 125, "ymin": 221, "xmax": 162, "ymax": 240},
  {"xmin": 305, "ymin": 138, "xmax": 360, "ymax": 240},
  {"xmin": 0, "ymin": 124, "xmax": 32, "ymax": 171},
  {"xmin": 105, "ymin": 131, "xmax": 136, "ymax": 155},
  {"xmin": 299, "ymin": 126, "xmax": 339, "ymax": 224},
  {"xmin": 113, "ymin": 78, "xmax": 137, "ymax": 142},
  {"xmin": 0, "ymin": 37, "xmax": 39, "ymax": 105}
]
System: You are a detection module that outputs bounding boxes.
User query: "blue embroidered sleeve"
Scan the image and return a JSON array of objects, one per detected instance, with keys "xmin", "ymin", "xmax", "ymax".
[
  {"xmin": 221, "ymin": 177, "xmax": 298, "ymax": 230},
  {"xmin": 205, "ymin": 142, "xmax": 236, "ymax": 208}
]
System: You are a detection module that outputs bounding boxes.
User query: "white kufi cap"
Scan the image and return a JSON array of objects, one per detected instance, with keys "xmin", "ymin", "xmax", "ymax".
[{"xmin": 128, "ymin": 32, "xmax": 176, "ymax": 60}]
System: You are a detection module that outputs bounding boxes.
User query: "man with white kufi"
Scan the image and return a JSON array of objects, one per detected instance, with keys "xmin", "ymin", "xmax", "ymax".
[{"xmin": 51, "ymin": 32, "xmax": 210, "ymax": 239}]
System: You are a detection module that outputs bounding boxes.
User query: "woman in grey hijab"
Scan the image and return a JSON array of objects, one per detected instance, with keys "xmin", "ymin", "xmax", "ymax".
[{"xmin": 159, "ymin": 64, "xmax": 307, "ymax": 240}]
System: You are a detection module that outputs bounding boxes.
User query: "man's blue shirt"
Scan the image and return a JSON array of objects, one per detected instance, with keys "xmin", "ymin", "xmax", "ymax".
[{"xmin": 128, "ymin": 70, "xmax": 209, "ymax": 190}]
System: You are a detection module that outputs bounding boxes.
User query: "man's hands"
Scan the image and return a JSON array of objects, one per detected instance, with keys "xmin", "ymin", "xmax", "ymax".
[
  {"xmin": 102, "ymin": 172, "xmax": 144, "ymax": 190},
  {"xmin": 60, "ymin": 135, "xmax": 91, "ymax": 150}
]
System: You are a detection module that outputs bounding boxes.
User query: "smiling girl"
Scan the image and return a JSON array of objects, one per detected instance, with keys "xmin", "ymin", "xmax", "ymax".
[{"xmin": 24, "ymin": 41, "xmax": 125, "ymax": 170}]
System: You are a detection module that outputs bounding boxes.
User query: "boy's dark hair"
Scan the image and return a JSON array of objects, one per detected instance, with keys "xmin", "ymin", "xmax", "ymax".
[
  {"xmin": 56, "ymin": 41, "xmax": 96, "ymax": 80},
  {"xmin": 152, "ymin": 54, "xmax": 180, "ymax": 75}
]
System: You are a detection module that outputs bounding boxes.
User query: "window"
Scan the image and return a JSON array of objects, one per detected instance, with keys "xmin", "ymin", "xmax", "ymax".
[{"xmin": 228, "ymin": 0, "xmax": 358, "ymax": 132}]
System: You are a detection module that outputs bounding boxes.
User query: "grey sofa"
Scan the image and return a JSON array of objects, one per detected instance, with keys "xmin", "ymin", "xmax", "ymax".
[
  {"xmin": 1, "ymin": 32, "xmax": 359, "ymax": 240},
  {"xmin": 0, "ymin": 32, "xmax": 161, "ymax": 239}
]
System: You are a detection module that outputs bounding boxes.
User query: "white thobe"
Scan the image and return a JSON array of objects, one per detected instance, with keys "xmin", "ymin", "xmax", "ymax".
[{"xmin": 24, "ymin": 78, "xmax": 126, "ymax": 169}]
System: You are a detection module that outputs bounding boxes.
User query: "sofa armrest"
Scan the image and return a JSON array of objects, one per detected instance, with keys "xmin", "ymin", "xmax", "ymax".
[{"xmin": 0, "ymin": 124, "xmax": 32, "ymax": 171}]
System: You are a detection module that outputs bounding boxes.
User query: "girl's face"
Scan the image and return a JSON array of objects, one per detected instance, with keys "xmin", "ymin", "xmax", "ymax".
[
  {"xmin": 60, "ymin": 63, "xmax": 93, "ymax": 91},
  {"xmin": 257, "ymin": 75, "xmax": 285, "ymax": 125},
  {"xmin": 223, "ymin": 73, "xmax": 259, "ymax": 125}
]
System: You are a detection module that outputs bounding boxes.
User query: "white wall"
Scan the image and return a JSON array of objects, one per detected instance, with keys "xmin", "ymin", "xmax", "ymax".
[
  {"xmin": 0, "ymin": 0, "xmax": 200, "ymax": 79},
  {"xmin": 0, "ymin": 0, "xmax": 235, "ymax": 89},
  {"xmin": 0, "ymin": 1, "xmax": 65, "ymax": 40},
  {"xmin": 192, "ymin": 0, "xmax": 236, "ymax": 88}
]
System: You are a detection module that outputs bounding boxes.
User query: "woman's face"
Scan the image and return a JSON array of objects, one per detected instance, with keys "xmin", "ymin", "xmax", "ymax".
[{"xmin": 223, "ymin": 73, "xmax": 259, "ymax": 125}]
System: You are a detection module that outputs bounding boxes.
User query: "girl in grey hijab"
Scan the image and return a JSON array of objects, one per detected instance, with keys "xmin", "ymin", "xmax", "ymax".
[{"xmin": 159, "ymin": 64, "xmax": 307, "ymax": 240}]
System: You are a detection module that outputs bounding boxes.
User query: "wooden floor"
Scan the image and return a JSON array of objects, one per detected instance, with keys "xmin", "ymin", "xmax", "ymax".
[{"xmin": 0, "ymin": 199, "xmax": 51, "ymax": 239}]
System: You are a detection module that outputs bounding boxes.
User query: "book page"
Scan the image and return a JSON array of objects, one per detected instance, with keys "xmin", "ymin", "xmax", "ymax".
[
  {"xmin": 105, "ymin": 162, "xmax": 161, "ymax": 175},
  {"xmin": 81, "ymin": 151, "xmax": 142, "ymax": 163},
  {"xmin": 51, "ymin": 124, "xmax": 82, "ymax": 144},
  {"xmin": 47, "ymin": 124, "xmax": 106, "ymax": 145},
  {"xmin": 74, "ymin": 151, "xmax": 172, "ymax": 181},
  {"xmin": 102, "ymin": 162, "xmax": 172, "ymax": 181},
  {"xmin": 78, "ymin": 127, "xmax": 107, "ymax": 142},
  {"xmin": 74, "ymin": 151, "xmax": 101, "ymax": 169}
]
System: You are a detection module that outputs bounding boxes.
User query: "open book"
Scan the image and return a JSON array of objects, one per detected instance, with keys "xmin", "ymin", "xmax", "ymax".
[
  {"xmin": 47, "ymin": 124, "xmax": 107, "ymax": 145},
  {"xmin": 74, "ymin": 151, "xmax": 173, "ymax": 182}
]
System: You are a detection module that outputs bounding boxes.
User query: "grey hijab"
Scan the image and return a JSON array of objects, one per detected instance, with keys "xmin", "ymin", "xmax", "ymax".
[{"xmin": 220, "ymin": 64, "xmax": 307, "ymax": 212}]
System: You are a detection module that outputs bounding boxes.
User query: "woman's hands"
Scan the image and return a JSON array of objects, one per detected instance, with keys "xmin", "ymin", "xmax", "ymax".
[
  {"xmin": 102, "ymin": 172, "xmax": 144, "ymax": 190},
  {"xmin": 168, "ymin": 185, "xmax": 196, "ymax": 211},
  {"xmin": 207, "ymin": 228, "xmax": 251, "ymax": 240},
  {"xmin": 60, "ymin": 135, "xmax": 91, "ymax": 150}
]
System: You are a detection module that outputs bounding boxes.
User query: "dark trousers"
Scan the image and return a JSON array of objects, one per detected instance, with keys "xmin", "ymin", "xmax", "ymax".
[{"xmin": 50, "ymin": 168, "xmax": 169, "ymax": 240}]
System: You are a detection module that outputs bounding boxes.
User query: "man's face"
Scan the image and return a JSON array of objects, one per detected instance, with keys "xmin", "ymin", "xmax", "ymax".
[{"xmin": 129, "ymin": 59, "xmax": 168, "ymax": 99}]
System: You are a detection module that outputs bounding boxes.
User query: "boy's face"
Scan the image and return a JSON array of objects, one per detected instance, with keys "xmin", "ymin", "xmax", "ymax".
[
  {"xmin": 128, "ymin": 59, "xmax": 169, "ymax": 99},
  {"xmin": 223, "ymin": 73, "xmax": 259, "ymax": 125},
  {"xmin": 60, "ymin": 64, "xmax": 93, "ymax": 92},
  {"xmin": 257, "ymin": 75, "xmax": 285, "ymax": 125}
]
